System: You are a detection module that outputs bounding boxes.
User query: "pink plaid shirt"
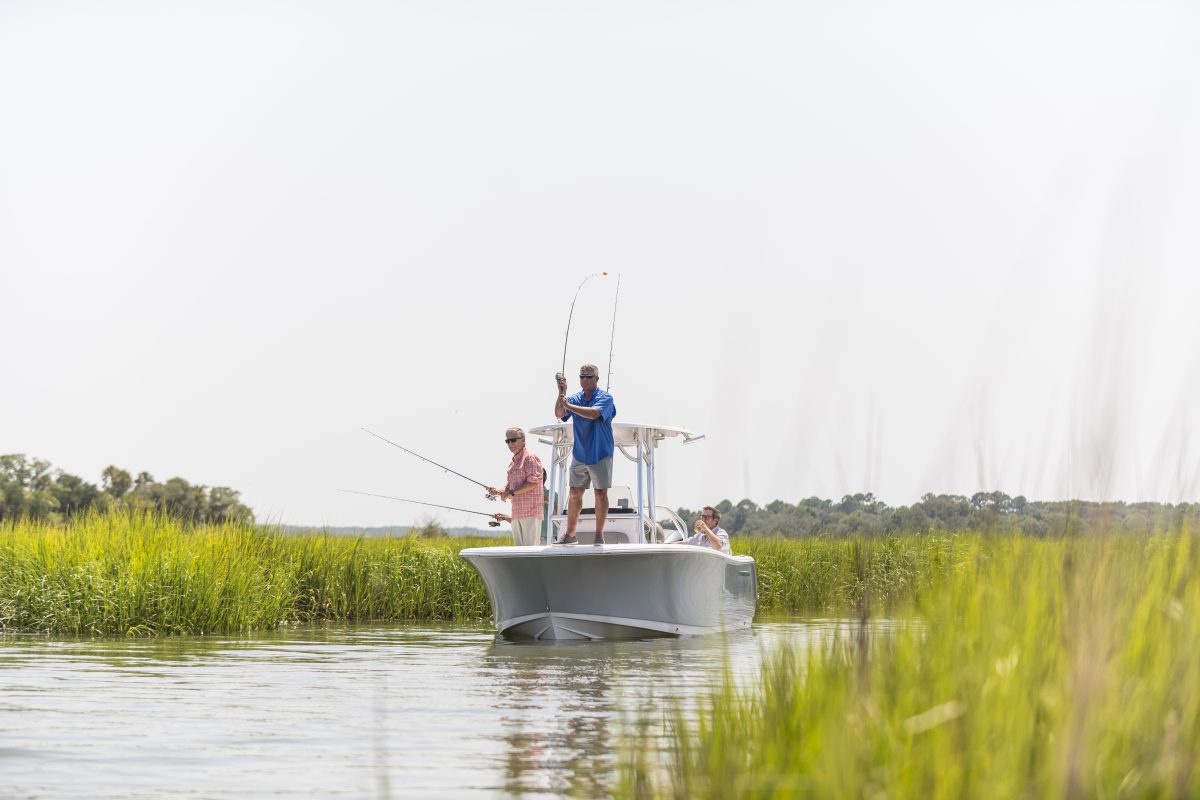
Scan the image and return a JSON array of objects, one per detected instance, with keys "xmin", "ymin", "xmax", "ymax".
[{"xmin": 507, "ymin": 447, "xmax": 544, "ymax": 519}]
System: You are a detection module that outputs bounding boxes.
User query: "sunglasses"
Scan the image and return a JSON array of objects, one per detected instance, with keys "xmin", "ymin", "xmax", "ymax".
[
  {"xmin": 701, "ymin": 514, "xmax": 715, "ymax": 519},
  {"xmin": 579, "ymin": 374, "xmax": 597, "ymax": 379},
  {"xmin": 504, "ymin": 437, "xmax": 523, "ymax": 443}
]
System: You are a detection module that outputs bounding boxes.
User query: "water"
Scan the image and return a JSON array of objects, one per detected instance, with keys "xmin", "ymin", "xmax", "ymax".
[{"xmin": 0, "ymin": 620, "xmax": 887, "ymax": 798}]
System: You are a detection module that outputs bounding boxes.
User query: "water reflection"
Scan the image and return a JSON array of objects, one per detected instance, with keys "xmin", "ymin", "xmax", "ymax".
[
  {"xmin": 0, "ymin": 620, "xmax": 896, "ymax": 798},
  {"xmin": 484, "ymin": 642, "xmax": 624, "ymax": 796}
]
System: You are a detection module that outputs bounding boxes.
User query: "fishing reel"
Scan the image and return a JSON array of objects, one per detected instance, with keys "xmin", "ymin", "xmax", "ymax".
[
  {"xmin": 485, "ymin": 491, "xmax": 499, "ymax": 501},
  {"xmin": 555, "ymin": 372, "xmax": 567, "ymax": 393},
  {"xmin": 488, "ymin": 520, "xmax": 501, "ymax": 528}
]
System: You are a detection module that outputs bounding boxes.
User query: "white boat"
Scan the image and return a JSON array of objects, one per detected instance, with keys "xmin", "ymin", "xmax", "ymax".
[{"xmin": 460, "ymin": 422, "xmax": 758, "ymax": 641}]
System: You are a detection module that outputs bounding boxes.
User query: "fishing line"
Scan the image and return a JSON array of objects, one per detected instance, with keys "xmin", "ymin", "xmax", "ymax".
[
  {"xmin": 338, "ymin": 489, "xmax": 502, "ymax": 527},
  {"xmin": 360, "ymin": 427, "xmax": 498, "ymax": 501},
  {"xmin": 606, "ymin": 273, "xmax": 621, "ymax": 392}
]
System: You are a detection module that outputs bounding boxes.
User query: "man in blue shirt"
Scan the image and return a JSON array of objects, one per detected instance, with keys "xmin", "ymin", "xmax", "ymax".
[{"xmin": 554, "ymin": 363, "xmax": 617, "ymax": 545}]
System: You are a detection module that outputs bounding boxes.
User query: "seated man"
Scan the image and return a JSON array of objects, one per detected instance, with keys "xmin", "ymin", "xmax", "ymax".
[{"xmin": 670, "ymin": 506, "xmax": 732, "ymax": 555}]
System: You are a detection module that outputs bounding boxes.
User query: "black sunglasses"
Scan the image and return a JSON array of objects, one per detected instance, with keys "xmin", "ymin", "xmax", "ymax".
[
  {"xmin": 504, "ymin": 437, "xmax": 523, "ymax": 443},
  {"xmin": 579, "ymin": 374, "xmax": 597, "ymax": 379}
]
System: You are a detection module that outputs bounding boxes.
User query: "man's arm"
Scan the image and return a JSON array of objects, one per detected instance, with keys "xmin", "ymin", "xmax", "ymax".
[
  {"xmin": 509, "ymin": 470, "xmax": 541, "ymax": 498},
  {"xmin": 697, "ymin": 521, "xmax": 723, "ymax": 549},
  {"xmin": 561, "ymin": 400, "xmax": 602, "ymax": 419}
]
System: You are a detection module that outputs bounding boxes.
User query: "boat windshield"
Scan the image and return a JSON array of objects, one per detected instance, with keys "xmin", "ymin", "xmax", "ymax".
[
  {"xmin": 577, "ymin": 485, "xmax": 635, "ymax": 514},
  {"xmin": 607, "ymin": 486, "xmax": 635, "ymax": 512}
]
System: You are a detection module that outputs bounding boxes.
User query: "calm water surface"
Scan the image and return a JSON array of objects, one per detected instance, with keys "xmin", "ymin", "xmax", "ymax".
[{"xmin": 0, "ymin": 619, "xmax": 890, "ymax": 798}]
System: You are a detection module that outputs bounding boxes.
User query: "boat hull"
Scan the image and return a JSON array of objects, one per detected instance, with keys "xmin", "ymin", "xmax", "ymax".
[{"xmin": 459, "ymin": 544, "xmax": 758, "ymax": 641}]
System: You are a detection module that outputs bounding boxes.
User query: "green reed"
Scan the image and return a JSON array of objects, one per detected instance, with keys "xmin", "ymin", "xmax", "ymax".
[
  {"xmin": 621, "ymin": 532, "xmax": 1200, "ymax": 798},
  {"xmin": 0, "ymin": 511, "xmax": 966, "ymax": 636},
  {"xmin": 0, "ymin": 510, "xmax": 499, "ymax": 635},
  {"xmin": 736, "ymin": 534, "xmax": 964, "ymax": 614}
]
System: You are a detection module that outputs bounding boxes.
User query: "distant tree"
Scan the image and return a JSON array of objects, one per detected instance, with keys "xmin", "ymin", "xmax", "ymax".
[
  {"xmin": 0, "ymin": 455, "xmax": 253, "ymax": 526},
  {"xmin": 101, "ymin": 466, "xmax": 133, "ymax": 499},
  {"xmin": 207, "ymin": 486, "xmax": 254, "ymax": 525},
  {"xmin": 1, "ymin": 455, "xmax": 56, "ymax": 522},
  {"xmin": 412, "ymin": 515, "xmax": 448, "ymax": 538},
  {"xmin": 49, "ymin": 471, "xmax": 102, "ymax": 519},
  {"xmin": 160, "ymin": 478, "xmax": 205, "ymax": 522},
  {"xmin": 23, "ymin": 489, "xmax": 58, "ymax": 521},
  {"xmin": 0, "ymin": 454, "xmax": 53, "ymax": 492},
  {"xmin": 0, "ymin": 483, "xmax": 24, "ymax": 522},
  {"xmin": 726, "ymin": 499, "xmax": 759, "ymax": 534}
]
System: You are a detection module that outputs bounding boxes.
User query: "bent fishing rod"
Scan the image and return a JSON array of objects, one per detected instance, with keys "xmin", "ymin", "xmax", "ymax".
[
  {"xmin": 338, "ymin": 489, "xmax": 502, "ymax": 527},
  {"xmin": 557, "ymin": 271, "xmax": 622, "ymax": 392},
  {"xmin": 361, "ymin": 427, "xmax": 498, "ymax": 501},
  {"xmin": 558, "ymin": 272, "xmax": 606, "ymax": 386}
]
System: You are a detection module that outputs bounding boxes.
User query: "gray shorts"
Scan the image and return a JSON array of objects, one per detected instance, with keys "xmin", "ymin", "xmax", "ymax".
[{"xmin": 569, "ymin": 456, "xmax": 613, "ymax": 490}]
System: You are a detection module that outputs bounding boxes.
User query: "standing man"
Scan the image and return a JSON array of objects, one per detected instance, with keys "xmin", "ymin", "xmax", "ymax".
[
  {"xmin": 554, "ymin": 363, "xmax": 617, "ymax": 545},
  {"xmin": 486, "ymin": 427, "xmax": 544, "ymax": 546}
]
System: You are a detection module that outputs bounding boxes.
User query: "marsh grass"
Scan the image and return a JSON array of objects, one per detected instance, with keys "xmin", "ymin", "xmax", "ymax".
[
  {"xmin": 0, "ymin": 510, "xmax": 501, "ymax": 635},
  {"xmin": 1, "ymin": 512, "xmax": 967, "ymax": 636},
  {"xmin": 622, "ymin": 533, "xmax": 1200, "ymax": 798},
  {"xmin": 738, "ymin": 535, "xmax": 963, "ymax": 614}
]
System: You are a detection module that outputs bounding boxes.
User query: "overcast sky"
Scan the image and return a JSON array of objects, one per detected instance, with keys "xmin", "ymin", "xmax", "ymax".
[{"xmin": 3, "ymin": 0, "xmax": 1199, "ymax": 528}]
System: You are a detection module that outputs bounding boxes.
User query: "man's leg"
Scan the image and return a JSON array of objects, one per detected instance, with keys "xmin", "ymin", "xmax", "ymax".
[
  {"xmin": 590, "ymin": 456, "xmax": 614, "ymax": 544},
  {"xmin": 512, "ymin": 517, "xmax": 540, "ymax": 546},
  {"xmin": 593, "ymin": 488, "xmax": 609, "ymax": 540},
  {"xmin": 566, "ymin": 487, "xmax": 585, "ymax": 538}
]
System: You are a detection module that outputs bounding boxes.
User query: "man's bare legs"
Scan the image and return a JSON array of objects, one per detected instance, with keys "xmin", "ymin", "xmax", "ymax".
[
  {"xmin": 566, "ymin": 486, "xmax": 585, "ymax": 540},
  {"xmin": 564, "ymin": 486, "xmax": 609, "ymax": 544},
  {"xmin": 593, "ymin": 488, "xmax": 609, "ymax": 543}
]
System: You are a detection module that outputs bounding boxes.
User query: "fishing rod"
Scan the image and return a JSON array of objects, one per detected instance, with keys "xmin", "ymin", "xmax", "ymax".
[
  {"xmin": 338, "ymin": 489, "xmax": 501, "ymax": 527},
  {"xmin": 361, "ymin": 427, "xmax": 498, "ymax": 501},
  {"xmin": 606, "ymin": 273, "xmax": 621, "ymax": 392},
  {"xmin": 557, "ymin": 272, "xmax": 607, "ymax": 390}
]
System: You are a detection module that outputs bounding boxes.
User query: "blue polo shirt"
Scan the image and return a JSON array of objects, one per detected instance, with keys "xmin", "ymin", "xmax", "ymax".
[{"xmin": 559, "ymin": 388, "xmax": 617, "ymax": 464}]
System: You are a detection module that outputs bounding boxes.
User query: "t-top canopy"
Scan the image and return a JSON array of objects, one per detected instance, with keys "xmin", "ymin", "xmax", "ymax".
[{"xmin": 526, "ymin": 421, "xmax": 703, "ymax": 448}]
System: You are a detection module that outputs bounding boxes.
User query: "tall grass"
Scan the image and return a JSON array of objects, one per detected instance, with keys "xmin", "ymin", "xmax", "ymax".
[
  {"xmin": 1, "ymin": 511, "xmax": 969, "ymax": 636},
  {"xmin": 738, "ymin": 535, "xmax": 964, "ymax": 614},
  {"xmin": 0, "ymin": 510, "xmax": 497, "ymax": 635},
  {"xmin": 621, "ymin": 533, "xmax": 1200, "ymax": 798}
]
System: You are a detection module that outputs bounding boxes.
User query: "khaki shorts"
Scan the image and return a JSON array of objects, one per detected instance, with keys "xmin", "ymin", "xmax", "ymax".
[
  {"xmin": 569, "ymin": 456, "xmax": 613, "ymax": 490},
  {"xmin": 511, "ymin": 516, "xmax": 542, "ymax": 546}
]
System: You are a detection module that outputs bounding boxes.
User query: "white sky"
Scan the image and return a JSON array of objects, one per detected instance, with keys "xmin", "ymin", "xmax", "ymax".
[{"xmin": 3, "ymin": 0, "xmax": 1199, "ymax": 528}]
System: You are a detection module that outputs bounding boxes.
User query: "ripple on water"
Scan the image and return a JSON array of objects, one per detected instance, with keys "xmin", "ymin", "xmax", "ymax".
[{"xmin": 0, "ymin": 618, "xmax": 900, "ymax": 798}]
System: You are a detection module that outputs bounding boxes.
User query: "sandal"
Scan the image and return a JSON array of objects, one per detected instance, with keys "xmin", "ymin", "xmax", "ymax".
[{"xmin": 556, "ymin": 535, "xmax": 578, "ymax": 545}]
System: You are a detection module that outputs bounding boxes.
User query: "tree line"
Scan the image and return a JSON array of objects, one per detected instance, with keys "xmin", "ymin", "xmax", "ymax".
[
  {"xmin": 678, "ymin": 491, "xmax": 1200, "ymax": 538},
  {"xmin": 0, "ymin": 454, "xmax": 254, "ymax": 525}
]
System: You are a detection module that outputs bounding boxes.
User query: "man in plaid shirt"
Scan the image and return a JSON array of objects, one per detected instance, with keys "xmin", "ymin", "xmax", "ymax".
[{"xmin": 486, "ymin": 426, "xmax": 545, "ymax": 546}]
